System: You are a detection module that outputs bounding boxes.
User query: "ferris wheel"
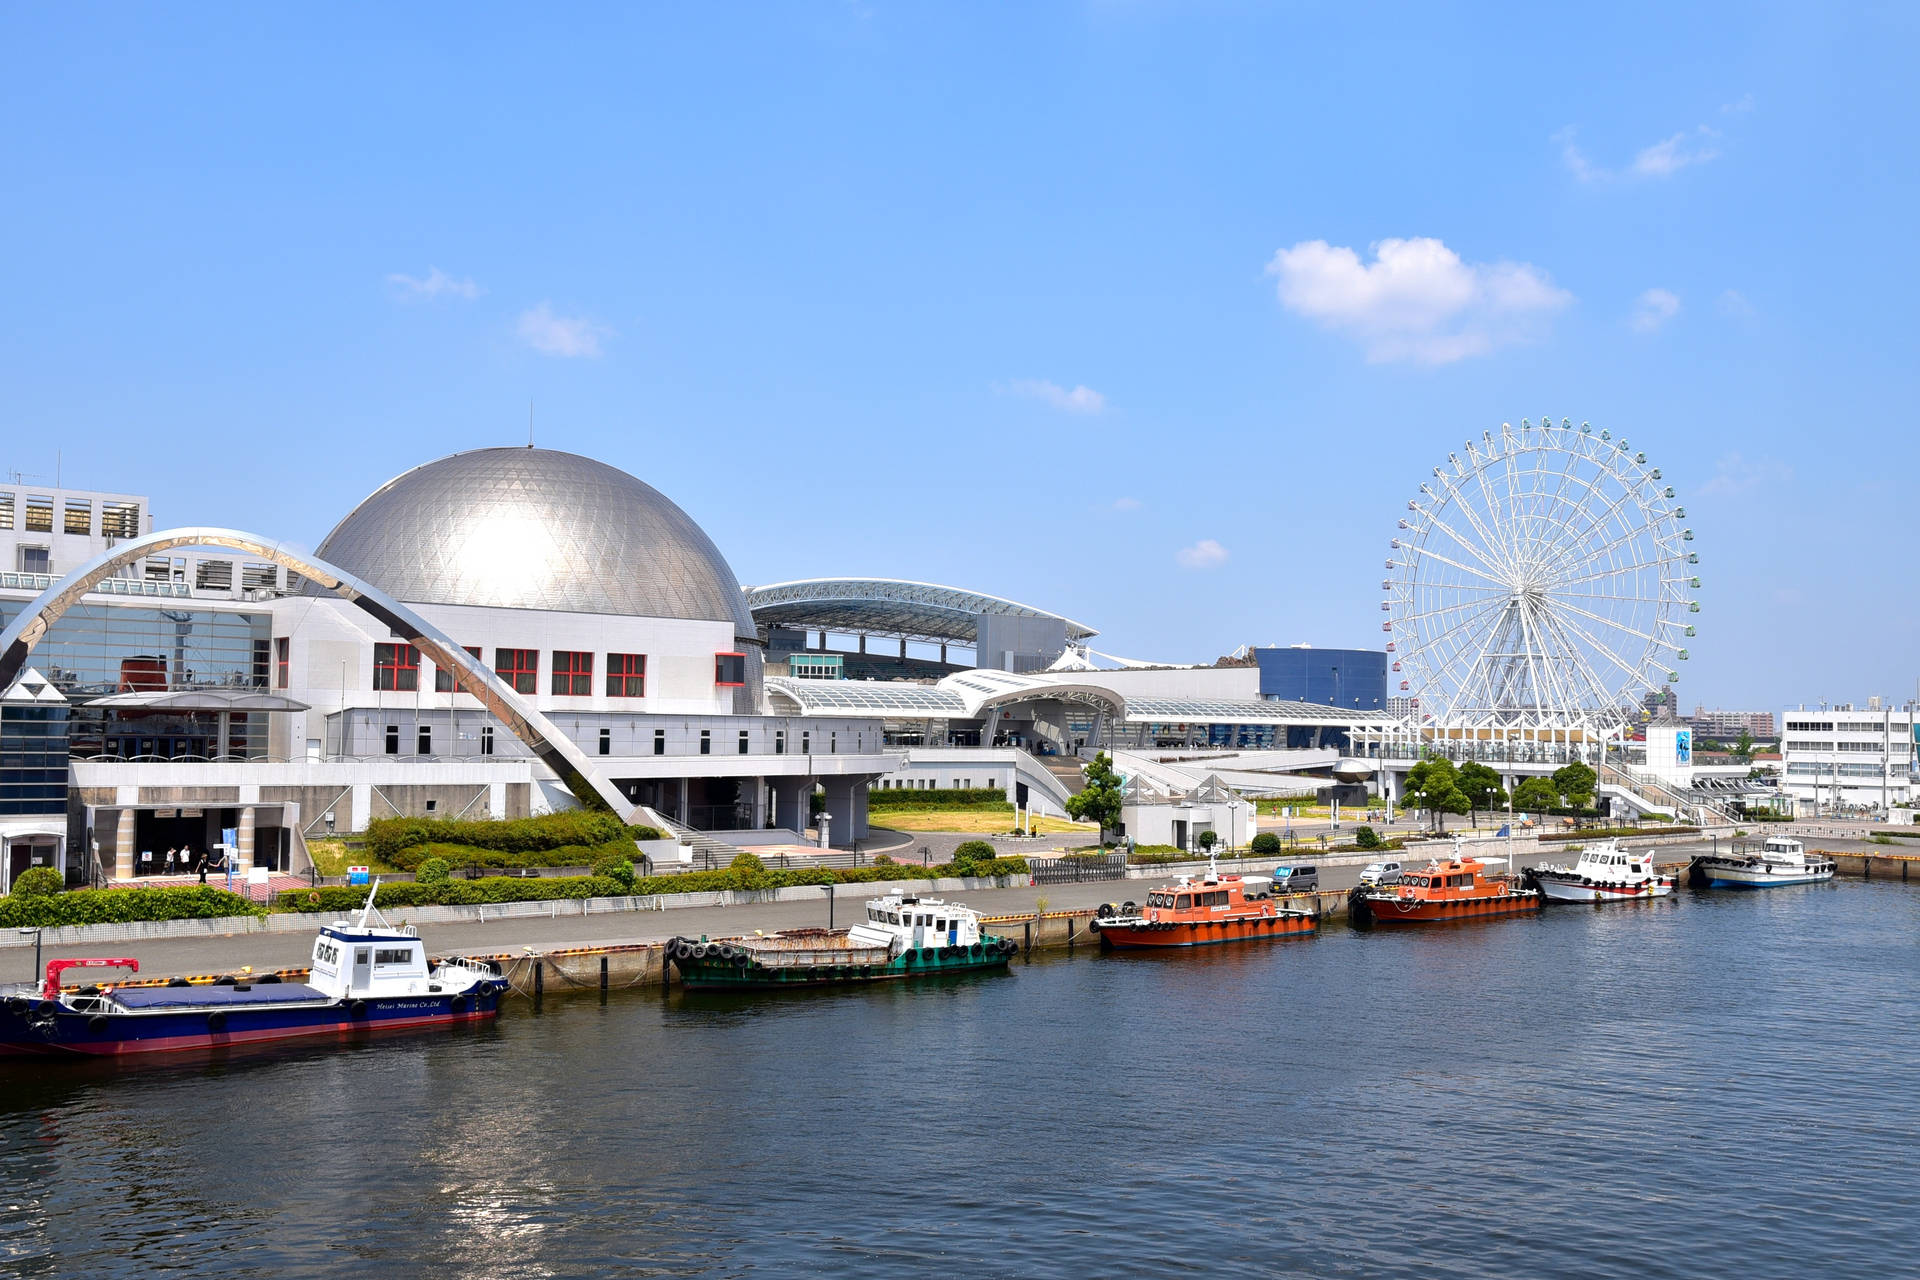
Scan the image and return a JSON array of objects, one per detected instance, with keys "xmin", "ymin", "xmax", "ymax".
[{"xmin": 1383, "ymin": 417, "xmax": 1698, "ymax": 737}]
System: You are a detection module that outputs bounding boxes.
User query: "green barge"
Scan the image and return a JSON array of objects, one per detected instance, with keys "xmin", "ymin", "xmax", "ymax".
[{"xmin": 666, "ymin": 894, "xmax": 1017, "ymax": 990}]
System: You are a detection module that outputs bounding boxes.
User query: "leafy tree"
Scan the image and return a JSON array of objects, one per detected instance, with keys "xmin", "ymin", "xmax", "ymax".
[
  {"xmin": 1197, "ymin": 830, "xmax": 1219, "ymax": 853},
  {"xmin": 728, "ymin": 850, "xmax": 772, "ymax": 891},
  {"xmin": 1551, "ymin": 761, "xmax": 1598, "ymax": 809},
  {"xmin": 415, "ymin": 857, "xmax": 452, "ymax": 885},
  {"xmin": 1065, "ymin": 752, "xmax": 1125, "ymax": 842},
  {"xmin": 8, "ymin": 867, "xmax": 62, "ymax": 898},
  {"xmin": 1404, "ymin": 757, "xmax": 1468, "ymax": 833},
  {"xmin": 1695, "ymin": 737, "xmax": 1724, "ymax": 754},
  {"xmin": 1735, "ymin": 729, "xmax": 1755, "ymax": 760},
  {"xmin": 1353, "ymin": 825, "xmax": 1384, "ymax": 851},
  {"xmin": 1249, "ymin": 832, "xmax": 1281, "ymax": 855},
  {"xmin": 1456, "ymin": 762, "xmax": 1508, "ymax": 828},
  {"xmin": 1513, "ymin": 776, "xmax": 1560, "ymax": 813},
  {"xmin": 950, "ymin": 840, "xmax": 997, "ymax": 875}
]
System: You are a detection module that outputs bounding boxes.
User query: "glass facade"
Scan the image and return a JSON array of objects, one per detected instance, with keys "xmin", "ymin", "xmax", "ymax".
[
  {"xmin": 0, "ymin": 702, "xmax": 70, "ymax": 816},
  {"xmin": 0, "ymin": 599, "xmax": 273, "ymax": 759},
  {"xmin": 0, "ymin": 600, "xmax": 272, "ymax": 698},
  {"xmin": 1253, "ymin": 647, "xmax": 1387, "ymax": 711}
]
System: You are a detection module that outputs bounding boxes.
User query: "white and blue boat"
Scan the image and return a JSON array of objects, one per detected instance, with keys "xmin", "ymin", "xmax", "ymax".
[
  {"xmin": 1694, "ymin": 836, "xmax": 1836, "ymax": 889},
  {"xmin": 0, "ymin": 884, "xmax": 507, "ymax": 1058}
]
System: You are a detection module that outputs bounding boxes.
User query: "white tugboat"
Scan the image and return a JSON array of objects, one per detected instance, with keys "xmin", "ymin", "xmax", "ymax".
[
  {"xmin": 1693, "ymin": 836, "xmax": 1835, "ymax": 889},
  {"xmin": 0, "ymin": 883, "xmax": 508, "ymax": 1057},
  {"xmin": 1525, "ymin": 840, "xmax": 1676, "ymax": 903},
  {"xmin": 666, "ymin": 893, "xmax": 1018, "ymax": 989}
]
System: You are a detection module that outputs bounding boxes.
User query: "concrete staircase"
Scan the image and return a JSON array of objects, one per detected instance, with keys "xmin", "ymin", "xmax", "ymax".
[
  {"xmin": 1043, "ymin": 757, "xmax": 1086, "ymax": 794},
  {"xmin": 634, "ymin": 805, "xmax": 753, "ymax": 866},
  {"xmin": 1598, "ymin": 762, "xmax": 1738, "ymax": 827}
]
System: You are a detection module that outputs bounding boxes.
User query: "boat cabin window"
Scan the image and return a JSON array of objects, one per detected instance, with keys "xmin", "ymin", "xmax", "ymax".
[
  {"xmin": 1175, "ymin": 895, "xmax": 1191, "ymax": 908},
  {"xmin": 374, "ymin": 948, "xmax": 415, "ymax": 966}
]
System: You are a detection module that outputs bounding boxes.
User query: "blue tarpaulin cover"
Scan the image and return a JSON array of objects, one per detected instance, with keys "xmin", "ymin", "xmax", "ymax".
[{"xmin": 111, "ymin": 984, "xmax": 329, "ymax": 1010}]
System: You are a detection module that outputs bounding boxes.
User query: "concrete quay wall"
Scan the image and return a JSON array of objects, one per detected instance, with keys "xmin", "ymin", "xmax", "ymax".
[{"xmin": 2, "ymin": 873, "xmax": 1031, "ymax": 951}]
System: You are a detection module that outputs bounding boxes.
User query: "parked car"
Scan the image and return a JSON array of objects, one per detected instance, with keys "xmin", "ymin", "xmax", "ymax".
[
  {"xmin": 1359, "ymin": 860, "xmax": 1403, "ymax": 887},
  {"xmin": 1271, "ymin": 865, "xmax": 1319, "ymax": 892}
]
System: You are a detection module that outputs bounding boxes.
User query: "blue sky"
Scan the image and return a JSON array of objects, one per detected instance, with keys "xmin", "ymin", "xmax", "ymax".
[{"xmin": 3, "ymin": 3, "xmax": 1914, "ymax": 711}]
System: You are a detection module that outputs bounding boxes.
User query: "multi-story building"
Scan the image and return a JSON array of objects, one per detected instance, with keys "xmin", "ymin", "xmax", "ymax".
[
  {"xmin": 1688, "ymin": 707, "xmax": 1777, "ymax": 741},
  {"xmin": 1779, "ymin": 700, "xmax": 1917, "ymax": 815}
]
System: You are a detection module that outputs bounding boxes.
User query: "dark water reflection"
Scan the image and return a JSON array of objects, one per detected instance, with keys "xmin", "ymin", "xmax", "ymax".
[{"xmin": 3, "ymin": 882, "xmax": 1916, "ymax": 1278}]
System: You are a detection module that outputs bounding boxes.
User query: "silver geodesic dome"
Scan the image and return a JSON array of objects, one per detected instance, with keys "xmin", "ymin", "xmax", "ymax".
[{"xmin": 311, "ymin": 447, "xmax": 758, "ymax": 636}]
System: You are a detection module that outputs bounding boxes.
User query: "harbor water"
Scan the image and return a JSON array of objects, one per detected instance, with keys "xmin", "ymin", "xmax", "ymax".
[{"xmin": 3, "ymin": 881, "xmax": 1917, "ymax": 1278}]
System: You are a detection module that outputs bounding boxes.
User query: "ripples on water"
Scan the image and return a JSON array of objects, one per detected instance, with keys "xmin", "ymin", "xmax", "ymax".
[{"xmin": 2, "ymin": 883, "xmax": 1915, "ymax": 1279}]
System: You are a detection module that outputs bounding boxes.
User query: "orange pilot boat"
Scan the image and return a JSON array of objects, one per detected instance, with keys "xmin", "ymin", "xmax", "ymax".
[
  {"xmin": 1090, "ymin": 864, "xmax": 1317, "ymax": 949},
  {"xmin": 1350, "ymin": 850, "xmax": 1540, "ymax": 926}
]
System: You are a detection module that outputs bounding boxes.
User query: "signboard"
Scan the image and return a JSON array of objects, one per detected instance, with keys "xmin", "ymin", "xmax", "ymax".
[
  {"xmin": 347, "ymin": 865, "xmax": 371, "ymax": 886},
  {"xmin": 1674, "ymin": 729, "xmax": 1693, "ymax": 766}
]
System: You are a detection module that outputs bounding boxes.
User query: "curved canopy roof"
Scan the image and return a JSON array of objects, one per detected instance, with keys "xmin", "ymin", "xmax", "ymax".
[
  {"xmin": 745, "ymin": 578, "xmax": 1096, "ymax": 646},
  {"xmin": 766, "ymin": 670, "xmax": 1392, "ymax": 726}
]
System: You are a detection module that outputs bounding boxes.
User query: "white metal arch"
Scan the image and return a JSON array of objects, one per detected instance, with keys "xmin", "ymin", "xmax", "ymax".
[{"xmin": 0, "ymin": 527, "xmax": 629, "ymax": 814}]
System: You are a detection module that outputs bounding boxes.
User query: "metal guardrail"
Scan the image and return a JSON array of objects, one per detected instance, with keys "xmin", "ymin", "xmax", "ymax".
[{"xmin": 1030, "ymin": 852, "xmax": 1127, "ymax": 884}]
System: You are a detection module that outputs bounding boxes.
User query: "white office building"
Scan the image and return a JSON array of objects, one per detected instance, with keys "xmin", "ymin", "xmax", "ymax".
[{"xmin": 1779, "ymin": 700, "xmax": 1917, "ymax": 816}]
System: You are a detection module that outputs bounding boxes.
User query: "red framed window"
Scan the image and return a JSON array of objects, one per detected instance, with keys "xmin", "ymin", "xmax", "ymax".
[
  {"xmin": 373, "ymin": 643, "xmax": 420, "ymax": 692},
  {"xmin": 715, "ymin": 652, "xmax": 747, "ymax": 687},
  {"xmin": 274, "ymin": 637, "xmax": 289, "ymax": 689},
  {"xmin": 495, "ymin": 647, "xmax": 539, "ymax": 694},
  {"xmin": 435, "ymin": 645, "xmax": 482, "ymax": 693},
  {"xmin": 606, "ymin": 652, "xmax": 646, "ymax": 698},
  {"xmin": 552, "ymin": 650, "xmax": 593, "ymax": 696}
]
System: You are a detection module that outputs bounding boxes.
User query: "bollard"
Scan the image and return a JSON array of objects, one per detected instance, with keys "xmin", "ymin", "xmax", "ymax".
[
  {"xmin": 600, "ymin": 955, "xmax": 609, "ymax": 992},
  {"xmin": 1023, "ymin": 919, "xmax": 1032, "ymax": 960}
]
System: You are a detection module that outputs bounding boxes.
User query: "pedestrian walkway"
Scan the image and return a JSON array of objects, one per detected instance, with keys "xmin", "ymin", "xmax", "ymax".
[{"xmin": 110, "ymin": 872, "xmax": 306, "ymax": 901}]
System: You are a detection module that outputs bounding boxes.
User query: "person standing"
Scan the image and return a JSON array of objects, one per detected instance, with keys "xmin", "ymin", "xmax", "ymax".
[
  {"xmin": 195, "ymin": 854, "xmax": 208, "ymax": 885},
  {"xmin": 164, "ymin": 847, "xmax": 177, "ymax": 875}
]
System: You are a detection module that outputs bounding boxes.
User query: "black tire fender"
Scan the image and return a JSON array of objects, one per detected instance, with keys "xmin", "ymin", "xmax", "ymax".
[
  {"xmin": 206, "ymin": 1010, "xmax": 228, "ymax": 1033},
  {"xmin": 349, "ymin": 999, "xmax": 368, "ymax": 1019}
]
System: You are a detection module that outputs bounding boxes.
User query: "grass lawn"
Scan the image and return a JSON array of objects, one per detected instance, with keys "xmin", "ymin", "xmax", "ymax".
[
  {"xmin": 872, "ymin": 808, "xmax": 1096, "ymax": 835},
  {"xmin": 305, "ymin": 839, "xmax": 405, "ymax": 877}
]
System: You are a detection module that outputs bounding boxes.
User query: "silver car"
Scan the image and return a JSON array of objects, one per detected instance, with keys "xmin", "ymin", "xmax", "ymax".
[{"xmin": 1359, "ymin": 860, "xmax": 1403, "ymax": 887}]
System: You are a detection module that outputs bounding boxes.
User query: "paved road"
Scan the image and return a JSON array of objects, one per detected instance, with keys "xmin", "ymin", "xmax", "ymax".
[
  {"xmin": 18, "ymin": 844, "xmax": 1579, "ymax": 981},
  {"xmin": 45, "ymin": 831, "xmax": 1895, "ymax": 984}
]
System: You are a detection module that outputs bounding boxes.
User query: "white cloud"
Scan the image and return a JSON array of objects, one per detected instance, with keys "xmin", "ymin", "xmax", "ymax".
[
  {"xmin": 1175, "ymin": 538, "xmax": 1229, "ymax": 570},
  {"xmin": 1699, "ymin": 451, "xmax": 1792, "ymax": 496},
  {"xmin": 1556, "ymin": 123, "xmax": 1721, "ymax": 182},
  {"xmin": 517, "ymin": 303, "xmax": 610, "ymax": 358},
  {"xmin": 1633, "ymin": 127, "xmax": 1720, "ymax": 177},
  {"xmin": 1718, "ymin": 288, "xmax": 1756, "ymax": 319},
  {"xmin": 1631, "ymin": 288, "xmax": 1682, "ymax": 333},
  {"xmin": 1721, "ymin": 93, "xmax": 1755, "ymax": 115},
  {"xmin": 1552, "ymin": 127, "xmax": 1602, "ymax": 184},
  {"xmin": 1005, "ymin": 378, "xmax": 1106, "ymax": 414},
  {"xmin": 387, "ymin": 267, "xmax": 482, "ymax": 301},
  {"xmin": 1265, "ymin": 237, "xmax": 1571, "ymax": 365},
  {"xmin": 1110, "ymin": 496, "xmax": 1143, "ymax": 512}
]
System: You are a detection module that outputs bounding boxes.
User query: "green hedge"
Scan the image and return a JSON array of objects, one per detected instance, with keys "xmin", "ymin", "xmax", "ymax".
[
  {"xmin": 272, "ymin": 856, "xmax": 1032, "ymax": 913},
  {"xmin": 388, "ymin": 836, "xmax": 639, "ymax": 872},
  {"xmin": 0, "ymin": 885, "xmax": 263, "ymax": 928},
  {"xmin": 364, "ymin": 811, "xmax": 634, "ymax": 862},
  {"xmin": 867, "ymin": 788, "xmax": 1012, "ymax": 811}
]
